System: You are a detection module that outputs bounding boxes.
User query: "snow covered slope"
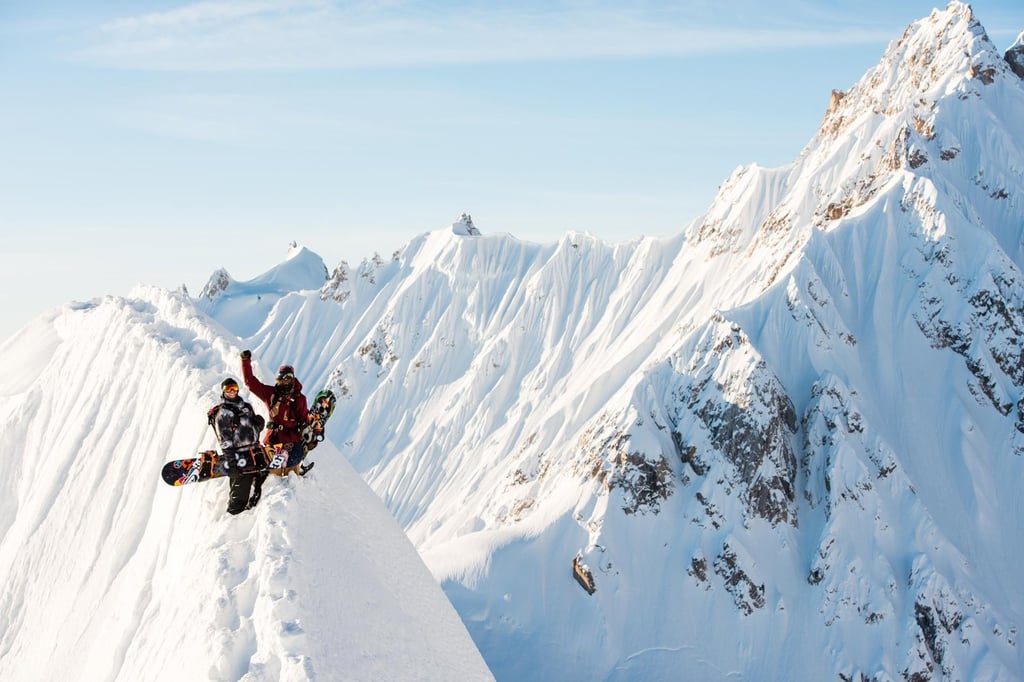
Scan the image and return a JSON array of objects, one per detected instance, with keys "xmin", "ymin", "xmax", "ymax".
[
  {"xmin": 187, "ymin": 4, "xmax": 1021, "ymax": 680},
  {"xmin": 0, "ymin": 289, "xmax": 492, "ymax": 681}
]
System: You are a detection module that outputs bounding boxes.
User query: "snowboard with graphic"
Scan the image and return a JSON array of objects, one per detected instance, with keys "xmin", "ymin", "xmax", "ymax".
[
  {"xmin": 302, "ymin": 389, "xmax": 336, "ymax": 451},
  {"xmin": 161, "ymin": 444, "xmax": 288, "ymax": 487},
  {"xmin": 296, "ymin": 389, "xmax": 336, "ymax": 475}
]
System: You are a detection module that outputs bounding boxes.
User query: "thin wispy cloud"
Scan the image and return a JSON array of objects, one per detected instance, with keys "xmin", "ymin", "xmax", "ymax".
[
  {"xmin": 73, "ymin": 0, "xmax": 897, "ymax": 71},
  {"xmin": 100, "ymin": 0, "xmax": 321, "ymax": 32}
]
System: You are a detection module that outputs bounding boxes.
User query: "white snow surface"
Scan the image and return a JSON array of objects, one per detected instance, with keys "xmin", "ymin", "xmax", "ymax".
[
  {"xmin": 0, "ymin": 290, "xmax": 492, "ymax": 681},
  {"xmin": 3, "ymin": 3, "xmax": 1024, "ymax": 681}
]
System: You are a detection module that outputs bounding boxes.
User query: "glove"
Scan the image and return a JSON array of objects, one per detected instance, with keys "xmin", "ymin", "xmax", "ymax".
[
  {"xmin": 253, "ymin": 415, "xmax": 266, "ymax": 432},
  {"xmin": 241, "ymin": 349, "xmax": 252, "ymax": 360}
]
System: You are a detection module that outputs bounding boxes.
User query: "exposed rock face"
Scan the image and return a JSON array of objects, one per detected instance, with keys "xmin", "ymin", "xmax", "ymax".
[
  {"xmin": 574, "ymin": 414, "xmax": 675, "ymax": 516},
  {"xmin": 713, "ymin": 543, "xmax": 766, "ymax": 616},
  {"xmin": 321, "ymin": 252, "xmax": 394, "ymax": 303},
  {"xmin": 357, "ymin": 314, "xmax": 399, "ymax": 369},
  {"xmin": 320, "ymin": 261, "xmax": 351, "ymax": 303},
  {"xmin": 666, "ymin": 317, "xmax": 798, "ymax": 527},
  {"xmin": 913, "ymin": 238, "xmax": 1024, "ymax": 449},
  {"xmin": 798, "ymin": 368, "xmax": 1017, "ymax": 681},
  {"xmin": 1005, "ymin": 33, "xmax": 1024, "ymax": 78},
  {"xmin": 801, "ymin": 376, "xmax": 874, "ymax": 519},
  {"xmin": 827, "ymin": 88, "xmax": 845, "ymax": 115},
  {"xmin": 198, "ymin": 267, "xmax": 231, "ymax": 300},
  {"xmin": 452, "ymin": 213, "xmax": 481, "ymax": 236}
]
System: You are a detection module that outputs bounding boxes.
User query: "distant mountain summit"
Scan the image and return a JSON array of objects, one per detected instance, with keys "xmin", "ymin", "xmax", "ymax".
[
  {"xmin": 198, "ymin": 266, "xmax": 232, "ymax": 301},
  {"xmin": 195, "ymin": 242, "xmax": 329, "ymax": 337},
  {"xmin": 1006, "ymin": 30, "xmax": 1024, "ymax": 78},
  {"xmin": 824, "ymin": 1, "xmax": 1011, "ymax": 125},
  {"xmin": 451, "ymin": 213, "xmax": 482, "ymax": 236}
]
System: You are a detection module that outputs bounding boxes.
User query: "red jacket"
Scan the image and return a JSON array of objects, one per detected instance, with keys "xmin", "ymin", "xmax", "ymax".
[{"xmin": 241, "ymin": 356, "xmax": 309, "ymax": 445}]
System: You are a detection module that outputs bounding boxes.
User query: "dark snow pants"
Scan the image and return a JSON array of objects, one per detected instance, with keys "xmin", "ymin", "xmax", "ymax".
[{"xmin": 226, "ymin": 470, "xmax": 268, "ymax": 515}]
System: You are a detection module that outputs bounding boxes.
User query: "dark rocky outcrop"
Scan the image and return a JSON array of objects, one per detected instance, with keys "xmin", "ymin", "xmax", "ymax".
[
  {"xmin": 666, "ymin": 319, "xmax": 799, "ymax": 527},
  {"xmin": 1005, "ymin": 37, "xmax": 1024, "ymax": 79}
]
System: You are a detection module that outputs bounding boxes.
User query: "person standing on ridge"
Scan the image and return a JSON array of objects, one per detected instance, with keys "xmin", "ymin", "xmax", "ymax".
[
  {"xmin": 240, "ymin": 349, "xmax": 309, "ymax": 506},
  {"xmin": 209, "ymin": 377, "xmax": 266, "ymax": 515}
]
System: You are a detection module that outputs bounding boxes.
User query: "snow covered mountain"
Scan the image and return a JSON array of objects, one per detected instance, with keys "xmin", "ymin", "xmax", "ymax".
[
  {"xmin": 0, "ymin": 290, "xmax": 492, "ymax": 681},
  {"xmin": 2, "ymin": 2, "xmax": 1023, "ymax": 680},
  {"xmin": 197, "ymin": 242, "xmax": 330, "ymax": 339}
]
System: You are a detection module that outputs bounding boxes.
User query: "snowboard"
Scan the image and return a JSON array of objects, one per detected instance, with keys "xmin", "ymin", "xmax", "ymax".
[
  {"xmin": 302, "ymin": 389, "xmax": 336, "ymax": 452},
  {"xmin": 161, "ymin": 444, "xmax": 290, "ymax": 487},
  {"xmin": 296, "ymin": 389, "xmax": 336, "ymax": 476}
]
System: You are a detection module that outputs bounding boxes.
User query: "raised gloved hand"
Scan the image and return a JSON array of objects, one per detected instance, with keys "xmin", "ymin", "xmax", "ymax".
[{"xmin": 241, "ymin": 349, "xmax": 252, "ymax": 360}]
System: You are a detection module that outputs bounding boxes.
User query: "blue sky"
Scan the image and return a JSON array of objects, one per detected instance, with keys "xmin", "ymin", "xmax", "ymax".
[{"xmin": 2, "ymin": 1, "xmax": 1023, "ymax": 341}]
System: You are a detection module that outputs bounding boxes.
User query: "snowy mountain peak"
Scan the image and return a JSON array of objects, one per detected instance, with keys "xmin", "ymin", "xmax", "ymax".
[
  {"xmin": 687, "ymin": 2, "xmax": 1024, "ymax": 302},
  {"xmin": 451, "ymin": 212, "xmax": 481, "ymax": 236},
  {"xmin": 284, "ymin": 241, "xmax": 326, "ymax": 266},
  {"xmin": 198, "ymin": 266, "xmax": 233, "ymax": 301},
  {"xmin": 1006, "ymin": 31, "xmax": 1024, "ymax": 78},
  {"xmin": 820, "ymin": 1, "xmax": 1008, "ymax": 140},
  {"xmin": 194, "ymin": 244, "xmax": 329, "ymax": 338}
]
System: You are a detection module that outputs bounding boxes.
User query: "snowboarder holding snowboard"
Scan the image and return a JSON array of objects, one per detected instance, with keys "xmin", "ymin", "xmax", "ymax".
[
  {"xmin": 240, "ymin": 350, "xmax": 309, "ymax": 502},
  {"xmin": 209, "ymin": 377, "xmax": 266, "ymax": 515},
  {"xmin": 161, "ymin": 368, "xmax": 334, "ymax": 491}
]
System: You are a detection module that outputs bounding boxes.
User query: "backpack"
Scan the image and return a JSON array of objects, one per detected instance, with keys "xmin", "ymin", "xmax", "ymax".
[{"xmin": 208, "ymin": 403, "xmax": 265, "ymax": 444}]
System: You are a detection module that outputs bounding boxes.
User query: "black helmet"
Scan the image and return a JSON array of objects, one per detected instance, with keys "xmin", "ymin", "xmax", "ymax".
[{"xmin": 221, "ymin": 377, "xmax": 239, "ymax": 391}]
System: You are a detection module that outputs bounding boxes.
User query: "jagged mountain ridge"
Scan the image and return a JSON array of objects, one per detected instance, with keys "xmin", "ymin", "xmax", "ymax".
[
  {"xmin": 219, "ymin": 4, "xmax": 1022, "ymax": 679},
  {"xmin": 1, "ymin": 2, "xmax": 1022, "ymax": 681},
  {"xmin": 171, "ymin": 4, "xmax": 1024, "ymax": 679}
]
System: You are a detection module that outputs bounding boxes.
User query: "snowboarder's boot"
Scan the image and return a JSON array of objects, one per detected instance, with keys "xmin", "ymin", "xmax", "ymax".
[{"xmin": 246, "ymin": 477, "xmax": 264, "ymax": 509}]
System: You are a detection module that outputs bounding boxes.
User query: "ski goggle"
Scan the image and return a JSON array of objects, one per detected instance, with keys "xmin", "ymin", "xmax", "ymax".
[
  {"xmin": 223, "ymin": 385, "xmax": 239, "ymax": 393},
  {"xmin": 277, "ymin": 373, "xmax": 295, "ymax": 381}
]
